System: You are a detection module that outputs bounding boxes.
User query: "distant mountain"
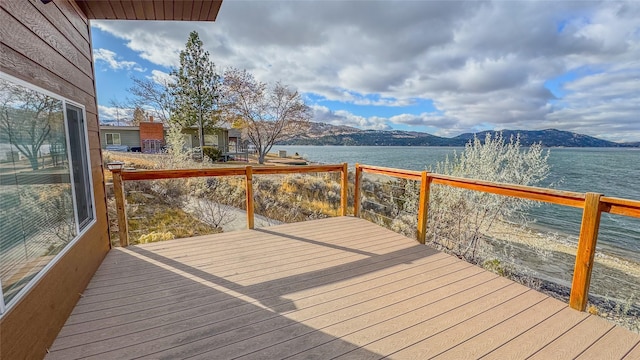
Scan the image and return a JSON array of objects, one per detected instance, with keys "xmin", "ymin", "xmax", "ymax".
[
  {"xmin": 454, "ymin": 129, "xmax": 623, "ymax": 147},
  {"xmin": 278, "ymin": 122, "xmax": 638, "ymax": 147},
  {"xmin": 303, "ymin": 121, "xmax": 362, "ymax": 136},
  {"xmin": 280, "ymin": 126, "xmax": 464, "ymax": 146}
]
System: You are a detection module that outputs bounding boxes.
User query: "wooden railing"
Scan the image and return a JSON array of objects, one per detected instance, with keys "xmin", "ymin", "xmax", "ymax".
[
  {"xmin": 109, "ymin": 162, "xmax": 640, "ymax": 313},
  {"xmin": 354, "ymin": 164, "xmax": 640, "ymax": 312},
  {"xmin": 110, "ymin": 163, "xmax": 348, "ymax": 248}
]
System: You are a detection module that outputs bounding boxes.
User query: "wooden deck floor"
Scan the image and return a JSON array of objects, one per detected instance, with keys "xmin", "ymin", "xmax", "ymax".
[{"xmin": 46, "ymin": 217, "xmax": 640, "ymax": 360}]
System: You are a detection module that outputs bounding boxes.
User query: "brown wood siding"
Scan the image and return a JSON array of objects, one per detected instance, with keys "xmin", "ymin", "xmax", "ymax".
[
  {"xmin": 0, "ymin": 1, "xmax": 110, "ymax": 359},
  {"xmin": 0, "ymin": 9, "xmax": 95, "ymax": 95}
]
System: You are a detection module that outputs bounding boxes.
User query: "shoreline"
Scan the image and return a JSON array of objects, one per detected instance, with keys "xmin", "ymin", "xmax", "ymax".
[
  {"xmin": 486, "ymin": 220, "xmax": 640, "ymax": 279},
  {"xmin": 481, "ymin": 220, "xmax": 640, "ymax": 332}
]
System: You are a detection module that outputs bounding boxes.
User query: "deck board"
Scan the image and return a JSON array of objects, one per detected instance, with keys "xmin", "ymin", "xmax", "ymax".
[
  {"xmin": 576, "ymin": 326, "xmax": 640, "ymax": 359},
  {"xmin": 46, "ymin": 217, "xmax": 640, "ymax": 360},
  {"xmin": 481, "ymin": 306, "xmax": 589, "ymax": 359},
  {"xmin": 624, "ymin": 343, "xmax": 640, "ymax": 359}
]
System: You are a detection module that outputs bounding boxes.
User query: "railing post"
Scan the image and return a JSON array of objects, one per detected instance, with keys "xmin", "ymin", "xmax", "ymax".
[
  {"xmin": 570, "ymin": 192, "xmax": 603, "ymax": 311},
  {"xmin": 341, "ymin": 163, "xmax": 348, "ymax": 216},
  {"xmin": 416, "ymin": 171, "xmax": 431, "ymax": 244},
  {"xmin": 354, "ymin": 164, "xmax": 362, "ymax": 217},
  {"xmin": 111, "ymin": 168, "xmax": 129, "ymax": 247},
  {"xmin": 245, "ymin": 166, "xmax": 254, "ymax": 229}
]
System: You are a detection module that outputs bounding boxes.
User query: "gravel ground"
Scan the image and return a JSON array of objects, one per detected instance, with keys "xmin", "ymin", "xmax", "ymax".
[{"xmin": 183, "ymin": 196, "xmax": 281, "ymax": 232}]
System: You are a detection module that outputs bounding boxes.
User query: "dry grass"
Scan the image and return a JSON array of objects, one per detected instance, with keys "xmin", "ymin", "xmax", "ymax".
[
  {"xmin": 127, "ymin": 204, "xmax": 220, "ymax": 244},
  {"xmin": 108, "ymin": 191, "xmax": 220, "ymax": 246}
]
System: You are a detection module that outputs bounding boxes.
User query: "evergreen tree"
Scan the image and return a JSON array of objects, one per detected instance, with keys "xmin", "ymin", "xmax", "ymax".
[{"xmin": 169, "ymin": 31, "xmax": 221, "ymax": 150}]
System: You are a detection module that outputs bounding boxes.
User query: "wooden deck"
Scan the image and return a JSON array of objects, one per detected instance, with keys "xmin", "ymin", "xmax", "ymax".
[{"xmin": 46, "ymin": 217, "xmax": 640, "ymax": 359}]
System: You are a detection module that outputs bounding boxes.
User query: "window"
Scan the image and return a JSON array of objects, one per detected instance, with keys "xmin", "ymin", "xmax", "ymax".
[
  {"xmin": 67, "ymin": 104, "xmax": 93, "ymax": 230},
  {"xmin": 0, "ymin": 73, "xmax": 95, "ymax": 313},
  {"xmin": 204, "ymin": 133, "xmax": 218, "ymax": 146},
  {"xmin": 105, "ymin": 133, "xmax": 121, "ymax": 145}
]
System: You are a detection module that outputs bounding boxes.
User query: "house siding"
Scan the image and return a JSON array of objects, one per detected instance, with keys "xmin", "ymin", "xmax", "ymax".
[
  {"xmin": 101, "ymin": 128, "xmax": 142, "ymax": 148},
  {"xmin": 0, "ymin": 1, "xmax": 110, "ymax": 359},
  {"xmin": 184, "ymin": 128, "xmax": 229, "ymax": 149}
]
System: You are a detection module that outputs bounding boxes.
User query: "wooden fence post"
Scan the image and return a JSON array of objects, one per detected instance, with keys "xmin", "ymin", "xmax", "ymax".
[
  {"xmin": 245, "ymin": 166, "xmax": 254, "ymax": 229},
  {"xmin": 354, "ymin": 164, "xmax": 362, "ymax": 217},
  {"xmin": 416, "ymin": 171, "xmax": 431, "ymax": 244},
  {"xmin": 111, "ymin": 168, "xmax": 129, "ymax": 247},
  {"xmin": 570, "ymin": 192, "xmax": 603, "ymax": 311},
  {"xmin": 341, "ymin": 163, "xmax": 348, "ymax": 216}
]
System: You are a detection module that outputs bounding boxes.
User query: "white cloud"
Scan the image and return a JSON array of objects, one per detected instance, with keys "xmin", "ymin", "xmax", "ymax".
[
  {"xmin": 312, "ymin": 105, "xmax": 390, "ymax": 130},
  {"xmin": 93, "ymin": 48, "xmax": 145, "ymax": 72},
  {"xmin": 98, "ymin": 104, "xmax": 132, "ymax": 123},
  {"xmin": 148, "ymin": 69, "xmax": 174, "ymax": 86},
  {"xmin": 91, "ymin": 0, "xmax": 640, "ymax": 141},
  {"xmin": 388, "ymin": 113, "xmax": 458, "ymax": 128},
  {"xmin": 544, "ymin": 64, "xmax": 640, "ymax": 142}
]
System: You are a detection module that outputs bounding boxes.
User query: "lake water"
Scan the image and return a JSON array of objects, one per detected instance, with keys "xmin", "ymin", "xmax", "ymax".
[{"xmin": 276, "ymin": 145, "xmax": 640, "ymax": 262}]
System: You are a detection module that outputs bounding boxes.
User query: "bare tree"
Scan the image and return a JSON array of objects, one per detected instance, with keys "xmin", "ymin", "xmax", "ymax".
[
  {"xmin": 131, "ymin": 106, "xmax": 147, "ymax": 125},
  {"xmin": 191, "ymin": 198, "xmax": 236, "ymax": 230},
  {"xmin": 222, "ymin": 68, "xmax": 311, "ymax": 164},
  {"xmin": 108, "ymin": 97, "xmax": 132, "ymax": 125},
  {"xmin": 0, "ymin": 78, "xmax": 63, "ymax": 170},
  {"xmin": 128, "ymin": 77, "xmax": 173, "ymax": 122}
]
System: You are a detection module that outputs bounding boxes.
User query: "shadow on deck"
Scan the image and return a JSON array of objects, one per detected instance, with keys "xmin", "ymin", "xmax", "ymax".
[{"xmin": 46, "ymin": 217, "xmax": 640, "ymax": 359}]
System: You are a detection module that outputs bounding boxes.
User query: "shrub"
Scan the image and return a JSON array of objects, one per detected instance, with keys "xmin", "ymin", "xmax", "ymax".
[
  {"xmin": 202, "ymin": 146, "xmax": 222, "ymax": 162},
  {"xmin": 138, "ymin": 231, "xmax": 175, "ymax": 244},
  {"xmin": 427, "ymin": 132, "xmax": 550, "ymax": 261}
]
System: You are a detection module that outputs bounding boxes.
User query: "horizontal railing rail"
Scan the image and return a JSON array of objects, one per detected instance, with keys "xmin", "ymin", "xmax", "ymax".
[
  {"xmin": 601, "ymin": 196, "xmax": 640, "ymax": 217},
  {"xmin": 110, "ymin": 163, "xmax": 348, "ymax": 249},
  {"xmin": 357, "ymin": 164, "xmax": 423, "ymax": 181},
  {"xmin": 429, "ymin": 173, "xmax": 586, "ymax": 208},
  {"xmin": 353, "ymin": 163, "xmax": 640, "ymax": 312}
]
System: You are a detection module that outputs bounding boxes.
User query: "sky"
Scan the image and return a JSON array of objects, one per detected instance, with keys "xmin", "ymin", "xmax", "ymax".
[{"xmin": 91, "ymin": 0, "xmax": 640, "ymax": 142}]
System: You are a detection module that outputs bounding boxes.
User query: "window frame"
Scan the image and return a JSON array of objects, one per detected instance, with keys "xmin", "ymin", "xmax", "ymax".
[
  {"xmin": 66, "ymin": 103, "xmax": 95, "ymax": 231},
  {"xmin": 0, "ymin": 72, "xmax": 97, "ymax": 316},
  {"xmin": 105, "ymin": 132, "xmax": 121, "ymax": 145},
  {"xmin": 204, "ymin": 133, "xmax": 219, "ymax": 146}
]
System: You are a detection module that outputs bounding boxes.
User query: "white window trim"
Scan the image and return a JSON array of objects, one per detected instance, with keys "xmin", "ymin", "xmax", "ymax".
[
  {"xmin": 0, "ymin": 278, "xmax": 5, "ymax": 314},
  {"xmin": 0, "ymin": 72, "xmax": 97, "ymax": 316},
  {"xmin": 105, "ymin": 133, "xmax": 121, "ymax": 145},
  {"xmin": 64, "ymin": 101, "xmax": 97, "ymax": 232}
]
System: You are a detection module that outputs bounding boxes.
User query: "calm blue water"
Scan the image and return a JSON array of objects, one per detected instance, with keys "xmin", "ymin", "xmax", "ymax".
[{"xmin": 277, "ymin": 146, "xmax": 640, "ymax": 262}]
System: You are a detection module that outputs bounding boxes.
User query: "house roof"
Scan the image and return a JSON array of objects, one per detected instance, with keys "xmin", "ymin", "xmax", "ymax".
[{"xmin": 75, "ymin": 1, "xmax": 223, "ymax": 21}]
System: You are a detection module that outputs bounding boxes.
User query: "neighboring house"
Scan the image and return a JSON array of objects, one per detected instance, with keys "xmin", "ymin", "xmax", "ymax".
[
  {"xmin": 99, "ymin": 124, "xmax": 231, "ymax": 153},
  {"xmin": 100, "ymin": 120, "xmax": 165, "ymax": 152},
  {"xmin": 0, "ymin": 1, "xmax": 223, "ymax": 359},
  {"xmin": 100, "ymin": 125, "xmax": 141, "ymax": 150},
  {"xmin": 182, "ymin": 126, "xmax": 230, "ymax": 150},
  {"xmin": 139, "ymin": 120, "xmax": 165, "ymax": 153}
]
